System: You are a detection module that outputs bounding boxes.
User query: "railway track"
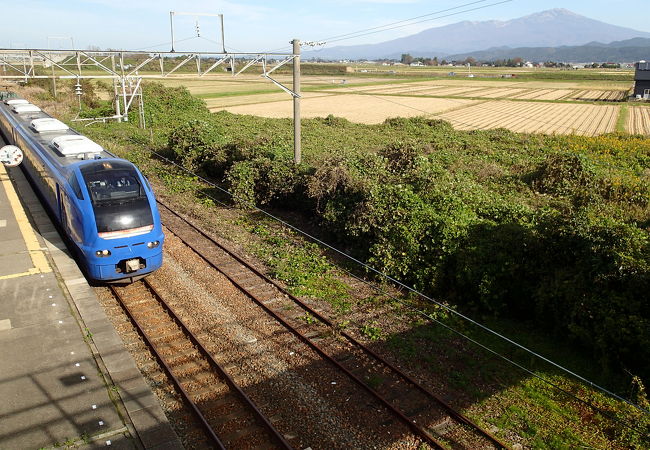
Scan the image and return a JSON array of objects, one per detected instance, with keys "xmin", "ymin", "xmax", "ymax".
[
  {"xmin": 109, "ymin": 279, "xmax": 291, "ymax": 449},
  {"xmin": 157, "ymin": 199, "xmax": 509, "ymax": 449}
]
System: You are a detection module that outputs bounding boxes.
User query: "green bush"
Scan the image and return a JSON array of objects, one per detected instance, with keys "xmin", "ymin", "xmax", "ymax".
[
  {"xmin": 142, "ymin": 82, "xmax": 209, "ymax": 127},
  {"xmin": 224, "ymin": 156, "xmax": 304, "ymax": 208},
  {"xmin": 168, "ymin": 119, "xmax": 228, "ymax": 171}
]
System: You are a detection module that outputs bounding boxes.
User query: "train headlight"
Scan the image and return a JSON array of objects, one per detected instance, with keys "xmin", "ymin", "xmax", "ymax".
[
  {"xmin": 95, "ymin": 249, "xmax": 111, "ymax": 257},
  {"xmin": 147, "ymin": 241, "xmax": 160, "ymax": 249}
]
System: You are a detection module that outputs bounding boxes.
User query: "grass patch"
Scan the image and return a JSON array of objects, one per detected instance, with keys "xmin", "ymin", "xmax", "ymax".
[
  {"xmin": 238, "ymin": 216, "xmax": 353, "ymax": 314},
  {"xmin": 617, "ymin": 104, "xmax": 629, "ymax": 132},
  {"xmin": 196, "ymin": 88, "xmax": 279, "ymax": 99}
]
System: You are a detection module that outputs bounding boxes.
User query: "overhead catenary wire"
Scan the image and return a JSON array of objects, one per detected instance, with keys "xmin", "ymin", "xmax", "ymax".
[
  {"xmin": 264, "ymin": 0, "xmax": 513, "ymax": 54},
  {"xmin": 256, "ymin": 0, "xmax": 627, "ymax": 141},
  {"xmin": 323, "ymin": 0, "xmax": 513, "ymax": 45},
  {"xmin": 313, "ymin": 0, "xmax": 497, "ymax": 44},
  {"xmin": 198, "ymin": 36, "xmax": 249, "ymax": 54},
  {"xmin": 132, "ymin": 36, "xmax": 198, "ymax": 51}
]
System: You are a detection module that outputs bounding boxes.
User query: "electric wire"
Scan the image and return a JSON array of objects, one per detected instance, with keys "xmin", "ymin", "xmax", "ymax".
[
  {"xmin": 144, "ymin": 148, "xmax": 649, "ymax": 418},
  {"xmin": 313, "ymin": 0, "xmax": 496, "ymax": 43},
  {"xmin": 323, "ymin": 0, "xmax": 513, "ymax": 45},
  {"xmin": 132, "ymin": 36, "xmax": 197, "ymax": 51},
  {"xmin": 331, "ymin": 265, "xmax": 649, "ymax": 435},
  {"xmin": 197, "ymin": 35, "xmax": 242, "ymax": 53},
  {"xmin": 286, "ymin": 0, "xmax": 624, "ymax": 138},
  {"xmin": 263, "ymin": 0, "xmax": 513, "ymax": 53}
]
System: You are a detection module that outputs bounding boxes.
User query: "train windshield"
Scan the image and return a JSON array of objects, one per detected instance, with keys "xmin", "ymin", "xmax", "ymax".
[{"xmin": 80, "ymin": 161, "xmax": 153, "ymax": 234}]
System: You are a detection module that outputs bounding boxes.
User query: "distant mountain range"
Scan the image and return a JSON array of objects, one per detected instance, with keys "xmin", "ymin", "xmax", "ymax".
[
  {"xmin": 304, "ymin": 9, "xmax": 650, "ymax": 62},
  {"xmin": 446, "ymin": 38, "xmax": 650, "ymax": 63}
]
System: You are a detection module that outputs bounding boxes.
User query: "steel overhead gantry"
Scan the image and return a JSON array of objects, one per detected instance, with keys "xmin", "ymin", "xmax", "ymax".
[{"xmin": 0, "ymin": 48, "xmax": 299, "ymax": 130}]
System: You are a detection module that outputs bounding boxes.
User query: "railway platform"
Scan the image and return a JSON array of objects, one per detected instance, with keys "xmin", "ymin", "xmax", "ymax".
[{"xmin": 0, "ymin": 161, "xmax": 182, "ymax": 449}]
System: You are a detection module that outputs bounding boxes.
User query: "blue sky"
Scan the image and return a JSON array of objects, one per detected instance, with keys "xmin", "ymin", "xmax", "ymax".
[{"xmin": 1, "ymin": 1, "xmax": 649, "ymax": 53}]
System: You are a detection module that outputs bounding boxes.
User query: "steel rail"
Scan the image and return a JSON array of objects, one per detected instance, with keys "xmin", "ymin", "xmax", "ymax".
[
  {"xmin": 109, "ymin": 284, "xmax": 226, "ymax": 449},
  {"xmin": 110, "ymin": 280, "xmax": 292, "ymax": 449},
  {"xmin": 142, "ymin": 279, "xmax": 293, "ymax": 449},
  {"xmin": 157, "ymin": 200, "xmax": 509, "ymax": 449}
]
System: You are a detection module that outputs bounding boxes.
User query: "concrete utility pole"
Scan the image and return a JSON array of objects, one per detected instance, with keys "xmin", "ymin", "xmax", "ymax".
[{"xmin": 292, "ymin": 38, "xmax": 301, "ymax": 165}]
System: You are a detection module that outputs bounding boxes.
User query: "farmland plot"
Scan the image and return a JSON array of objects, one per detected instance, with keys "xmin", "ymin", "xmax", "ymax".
[
  {"xmin": 566, "ymin": 90, "xmax": 628, "ymax": 101},
  {"xmin": 531, "ymin": 89, "xmax": 576, "ymax": 100},
  {"xmin": 438, "ymin": 101, "xmax": 619, "ymax": 136},
  {"xmin": 601, "ymin": 90, "xmax": 629, "ymax": 101},
  {"xmin": 475, "ymin": 87, "xmax": 528, "ymax": 98},
  {"xmin": 416, "ymin": 86, "xmax": 485, "ymax": 96},
  {"xmin": 510, "ymin": 89, "xmax": 549, "ymax": 99},
  {"xmin": 626, "ymin": 106, "xmax": 650, "ymax": 135},
  {"xmin": 367, "ymin": 84, "xmax": 447, "ymax": 95},
  {"xmin": 205, "ymin": 92, "xmax": 333, "ymax": 109},
  {"xmin": 218, "ymin": 94, "xmax": 478, "ymax": 124},
  {"xmin": 323, "ymin": 83, "xmax": 409, "ymax": 93}
]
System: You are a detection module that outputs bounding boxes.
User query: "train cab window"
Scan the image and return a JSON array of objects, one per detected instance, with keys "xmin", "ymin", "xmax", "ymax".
[
  {"xmin": 81, "ymin": 162, "xmax": 144, "ymax": 202},
  {"xmin": 67, "ymin": 172, "xmax": 84, "ymax": 200},
  {"xmin": 80, "ymin": 161, "xmax": 153, "ymax": 233},
  {"xmin": 85, "ymin": 173, "xmax": 142, "ymax": 202}
]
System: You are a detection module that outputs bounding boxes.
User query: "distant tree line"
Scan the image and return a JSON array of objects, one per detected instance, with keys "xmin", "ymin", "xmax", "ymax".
[
  {"xmin": 400, "ymin": 54, "xmax": 448, "ymax": 66},
  {"xmin": 395, "ymin": 53, "xmax": 623, "ymax": 68}
]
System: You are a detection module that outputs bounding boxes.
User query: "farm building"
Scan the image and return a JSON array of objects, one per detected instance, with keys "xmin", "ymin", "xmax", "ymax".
[{"xmin": 633, "ymin": 61, "xmax": 650, "ymax": 99}]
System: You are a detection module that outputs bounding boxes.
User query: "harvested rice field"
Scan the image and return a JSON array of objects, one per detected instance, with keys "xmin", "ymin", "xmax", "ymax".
[
  {"xmin": 626, "ymin": 106, "xmax": 650, "ymax": 135},
  {"xmin": 437, "ymin": 100, "xmax": 620, "ymax": 136},
  {"xmin": 512, "ymin": 89, "xmax": 575, "ymax": 100},
  {"xmin": 317, "ymin": 80, "xmax": 628, "ymax": 102},
  {"xmin": 205, "ymin": 92, "xmax": 333, "ymax": 109}
]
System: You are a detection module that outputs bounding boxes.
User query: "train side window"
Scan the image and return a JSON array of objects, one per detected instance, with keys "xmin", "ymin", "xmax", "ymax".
[{"xmin": 67, "ymin": 172, "xmax": 84, "ymax": 200}]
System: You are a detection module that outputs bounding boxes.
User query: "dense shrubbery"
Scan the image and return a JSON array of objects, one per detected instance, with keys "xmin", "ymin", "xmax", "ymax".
[
  {"xmin": 140, "ymin": 82, "xmax": 210, "ymax": 126},
  {"xmin": 134, "ymin": 84, "xmax": 650, "ymax": 380}
]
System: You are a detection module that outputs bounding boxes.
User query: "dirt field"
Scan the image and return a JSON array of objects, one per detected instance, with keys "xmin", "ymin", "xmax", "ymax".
[
  {"xmin": 220, "ymin": 94, "xmax": 478, "ymax": 124},
  {"xmin": 205, "ymin": 92, "xmax": 332, "ymax": 109},
  {"xmin": 626, "ymin": 106, "xmax": 650, "ymax": 135},
  {"xmin": 437, "ymin": 100, "xmax": 620, "ymax": 136}
]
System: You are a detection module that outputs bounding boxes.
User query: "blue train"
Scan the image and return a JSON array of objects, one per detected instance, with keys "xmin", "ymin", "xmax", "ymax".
[{"xmin": 0, "ymin": 95, "xmax": 164, "ymax": 282}]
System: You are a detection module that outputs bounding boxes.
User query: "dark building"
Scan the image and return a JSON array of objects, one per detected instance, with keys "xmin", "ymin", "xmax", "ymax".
[{"xmin": 634, "ymin": 61, "xmax": 650, "ymax": 99}]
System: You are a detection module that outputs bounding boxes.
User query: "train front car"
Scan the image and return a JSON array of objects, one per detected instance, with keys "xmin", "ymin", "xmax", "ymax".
[
  {"xmin": 0, "ymin": 95, "xmax": 164, "ymax": 283},
  {"xmin": 78, "ymin": 159, "xmax": 164, "ymax": 282}
]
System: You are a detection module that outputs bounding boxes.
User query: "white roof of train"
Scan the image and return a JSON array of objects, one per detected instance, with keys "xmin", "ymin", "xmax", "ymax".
[
  {"xmin": 31, "ymin": 118, "xmax": 69, "ymax": 133},
  {"xmin": 51, "ymin": 135, "xmax": 104, "ymax": 156},
  {"xmin": 13, "ymin": 103, "xmax": 41, "ymax": 113},
  {"xmin": 4, "ymin": 99, "xmax": 29, "ymax": 106}
]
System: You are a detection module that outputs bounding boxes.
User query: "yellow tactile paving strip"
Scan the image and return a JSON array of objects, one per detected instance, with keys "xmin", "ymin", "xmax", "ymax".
[{"xmin": 0, "ymin": 165, "xmax": 51, "ymax": 279}]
